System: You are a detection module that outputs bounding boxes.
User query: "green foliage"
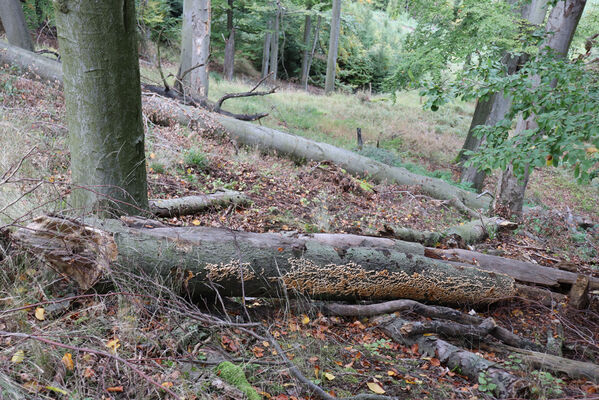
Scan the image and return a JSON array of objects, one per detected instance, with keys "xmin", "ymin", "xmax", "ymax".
[
  {"xmin": 363, "ymin": 338, "xmax": 392, "ymax": 356},
  {"xmin": 183, "ymin": 148, "xmax": 209, "ymax": 171},
  {"xmin": 137, "ymin": 0, "xmax": 182, "ymax": 44},
  {"xmin": 215, "ymin": 361, "xmax": 261, "ymax": 400},
  {"xmin": 530, "ymin": 370, "xmax": 564, "ymax": 398},
  {"xmin": 21, "ymin": 0, "xmax": 55, "ymax": 30},
  {"xmin": 477, "ymin": 372, "xmax": 497, "ymax": 395}
]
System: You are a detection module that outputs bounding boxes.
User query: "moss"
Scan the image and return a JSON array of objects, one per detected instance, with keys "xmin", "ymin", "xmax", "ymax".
[{"xmin": 215, "ymin": 361, "xmax": 261, "ymax": 400}]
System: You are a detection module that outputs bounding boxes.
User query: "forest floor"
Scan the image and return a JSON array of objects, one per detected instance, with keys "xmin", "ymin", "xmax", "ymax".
[{"xmin": 1, "ymin": 64, "xmax": 599, "ymax": 399}]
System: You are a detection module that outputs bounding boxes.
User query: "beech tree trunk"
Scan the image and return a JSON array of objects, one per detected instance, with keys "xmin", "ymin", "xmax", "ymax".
[
  {"xmin": 54, "ymin": 0, "xmax": 148, "ymax": 216},
  {"xmin": 13, "ymin": 216, "xmax": 516, "ymax": 304},
  {"xmin": 495, "ymin": 0, "xmax": 586, "ymax": 216},
  {"xmin": 300, "ymin": 12, "xmax": 312, "ymax": 89},
  {"xmin": 223, "ymin": 0, "xmax": 235, "ymax": 81},
  {"xmin": 324, "ymin": 0, "xmax": 341, "ymax": 94},
  {"xmin": 304, "ymin": 16, "xmax": 322, "ymax": 91},
  {"xmin": 0, "ymin": 0, "xmax": 34, "ymax": 52},
  {"xmin": 176, "ymin": 0, "xmax": 211, "ymax": 98},
  {"xmin": 459, "ymin": 0, "xmax": 548, "ymax": 191},
  {"xmin": 261, "ymin": 19, "xmax": 272, "ymax": 79},
  {"xmin": 268, "ymin": 1, "xmax": 281, "ymax": 83}
]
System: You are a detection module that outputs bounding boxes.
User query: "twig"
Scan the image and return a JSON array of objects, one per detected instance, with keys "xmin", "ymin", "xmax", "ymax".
[{"xmin": 0, "ymin": 330, "xmax": 181, "ymax": 398}]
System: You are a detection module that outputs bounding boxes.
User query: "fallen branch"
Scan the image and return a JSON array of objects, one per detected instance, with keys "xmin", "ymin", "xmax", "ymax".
[
  {"xmin": 379, "ymin": 316, "xmax": 529, "ymax": 398},
  {"xmin": 149, "ymin": 190, "xmax": 250, "ymax": 217}
]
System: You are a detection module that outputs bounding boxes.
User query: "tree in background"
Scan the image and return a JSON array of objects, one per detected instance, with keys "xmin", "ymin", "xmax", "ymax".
[
  {"xmin": 324, "ymin": 0, "xmax": 340, "ymax": 93},
  {"xmin": 0, "ymin": 0, "xmax": 34, "ymax": 51},
  {"xmin": 223, "ymin": 0, "xmax": 235, "ymax": 80},
  {"xmin": 177, "ymin": 0, "xmax": 211, "ymax": 97},
  {"xmin": 54, "ymin": 0, "xmax": 148, "ymax": 216}
]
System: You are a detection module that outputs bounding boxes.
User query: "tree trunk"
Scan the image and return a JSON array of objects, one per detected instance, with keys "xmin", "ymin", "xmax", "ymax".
[
  {"xmin": 54, "ymin": 0, "xmax": 148, "ymax": 216},
  {"xmin": 223, "ymin": 0, "xmax": 235, "ymax": 81},
  {"xmin": 176, "ymin": 0, "xmax": 211, "ymax": 98},
  {"xmin": 0, "ymin": 0, "xmax": 34, "ymax": 51},
  {"xmin": 261, "ymin": 18, "xmax": 272, "ymax": 79},
  {"xmin": 13, "ymin": 216, "xmax": 516, "ymax": 304},
  {"xmin": 495, "ymin": 0, "xmax": 585, "ymax": 216},
  {"xmin": 304, "ymin": 15, "xmax": 321, "ymax": 90},
  {"xmin": 0, "ymin": 41, "xmax": 62, "ymax": 84},
  {"xmin": 324, "ymin": 0, "xmax": 341, "ymax": 94},
  {"xmin": 459, "ymin": 0, "xmax": 548, "ymax": 191},
  {"xmin": 268, "ymin": 1, "xmax": 281, "ymax": 82},
  {"xmin": 300, "ymin": 13, "xmax": 312, "ymax": 89}
]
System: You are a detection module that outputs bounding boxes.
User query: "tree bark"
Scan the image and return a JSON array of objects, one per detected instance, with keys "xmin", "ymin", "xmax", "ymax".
[
  {"xmin": 149, "ymin": 190, "xmax": 249, "ymax": 217},
  {"xmin": 495, "ymin": 0, "xmax": 586, "ymax": 216},
  {"xmin": 261, "ymin": 18, "xmax": 272, "ymax": 79},
  {"xmin": 0, "ymin": 41, "xmax": 62, "ymax": 84},
  {"xmin": 268, "ymin": 1, "xmax": 281, "ymax": 83},
  {"xmin": 324, "ymin": 0, "xmax": 341, "ymax": 94},
  {"xmin": 300, "ymin": 12, "xmax": 312, "ymax": 90},
  {"xmin": 176, "ymin": 0, "xmax": 211, "ymax": 98},
  {"xmin": 13, "ymin": 216, "xmax": 516, "ymax": 304},
  {"xmin": 0, "ymin": 0, "xmax": 34, "ymax": 52},
  {"xmin": 459, "ymin": 0, "xmax": 548, "ymax": 191},
  {"xmin": 223, "ymin": 0, "xmax": 235, "ymax": 81},
  {"xmin": 54, "ymin": 0, "xmax": 148, "ymax": 216},
  {"xmin": 304, "ymin": 16, "xmax": 322, "ymax": 90}
]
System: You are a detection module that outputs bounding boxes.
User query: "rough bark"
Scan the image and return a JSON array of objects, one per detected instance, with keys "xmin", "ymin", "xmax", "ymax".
[
  {"xmin": 0, "ymin": 41, "xmax": 62, "ymax": 84},
  {"xmin": 223, "ymin": 0, "xmax": 235, "ymax": 81},
  {"xmin": 324, "ymin": 0, "xmax": 341, "ymax": 94},
  {"xmin": 426, "ymin": 247, "xmax": 599, "ymax": 290},
  {"xmin": 12, "ymin": 216, "xmax": 516, "ymax": 304},
  {"xmin": 380, "ymin": 216, "xmax": 517, "ymax": 247},
  {"xmin": 268, "ymin": 1, "xmax": 281, "ymax": 83},
  {"xmin": 495, "ymin": 0, "xmax": 586, "ymax": 216},
  {"xmin": 176, "ymin": 0, "xmax": 211, "ymax": 98},
  {"xmin": 149, "ymin": 190, "xmax": 250, "ymax": 217},
  {"xmin": 143, "ymin": 96, "xmax": 491, "ymax": 211},
  {"xmin": 381, "ymin": 317, "xmax": 529, "ymax": 398},
  {"xmin": 54, "ymin": 0, "xmax": 148, "ymax": 216},
  {"xmin": 459, "ymin": 0, "xmax": 548, "ymax": 191},
  {"xmin": 261, "ymin": 18, "xmax": 272, "ymax": 79},
  {"xmin": 0, "ymin": 44, "xmax": 490, "ymax": 212},
  {"xmin": 300, "ymin": 12, "xmax": 312, "ymax": 89},
  {"xmin": 0, "ymin": 0, "xmax": 34, "ymax": 52}
]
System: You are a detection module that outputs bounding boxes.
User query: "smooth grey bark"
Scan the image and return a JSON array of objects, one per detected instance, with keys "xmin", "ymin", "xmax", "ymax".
[
  {"xmin": 304, "ymin": 15, "xmax": 322, "ymax": 90},
  {"xmin": 268, "ymin": 1, "xmax": 281, "ymax": 82},
  {"xmin": 14, "ymin": 216, "xmax": 516, "ymax": 304},
  {"xmin": 0, "ymin": 0, "xmax": 34, "ymax": 51},
  {"xmin": 300, "ymin": 13, "xmax": 312, "ymax": 89},
  {"xmin": 495, "ymin": 0, "xmax": 586, "ymax": 216},
  {"xmin": 261, "ymin": 18, "xmax": 272, "ymax": 79},
  {"xmin": 324, "ymin": 0, "xmax": 341, "ymax": 94},
  {"xmin": 176, "ymin": 0, "xmax": 211, "ymax": 97},
  {"xmin": 144, "ymin": 96, "xmax": 491, "ymax": 211},
  {"xmin": 149, "ymin": 190, "xmax": 249, "ymax": 217},
  {"xmin": 223, "ymin": 0, "xmax": 235, "ymax": 81},
  {"xmin": 459, "ymin": 0, "xmax": 549, "ymax": 191},
  {"xmin": 0, "ymin": 41, "xmax": 62, "ymax": 84},
  {"xmin": 54, "ymin": 0, "xmax": 148, "ymax": 216}
]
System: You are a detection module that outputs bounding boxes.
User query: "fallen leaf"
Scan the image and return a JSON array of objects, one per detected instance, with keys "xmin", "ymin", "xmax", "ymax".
[
  {"xmin": 430, "ymin": 358, "xmax": 441, "ymax": 367},
  {"xmin": 323, "ymin": 372, "xmax": 335, "ymax": 381},
  {"xmin": 367, "ymin": 382, "xmax": 385, "ymax": 394},
  {"xmin": 192, "ymin": 219, "xmax": 201, "ymax": 226},
  {"xmin": 106, "ymin": 386, "xmax": 124, "ymax": 392},
  {"xmin": 106, "ymin": 338, "xmax": 120, "ymax": 353},
  {"xmin": 301, "ymin": 315, "xmax": 310, "ymax": 325},
  {"xmin": 45, "ymin": 386, "xmax": 68, "ymax": 395},
  {"xmin": 35, "ymin": 307, "xmax": 45, "ymax": 321},
  {"xmin": 61, "ymin": 353, "xmax": 74, "ymax": 371},
  {"xmin": 83, "ymin": 367, "xmax": 94, "ymax": 378},
  {"xmin": 162, "ymin": 382, "xmax": 173, "ymax": 388},
  {"xmin": 11, "ymin": 350, "xmax": 25, "ymax": 363}
]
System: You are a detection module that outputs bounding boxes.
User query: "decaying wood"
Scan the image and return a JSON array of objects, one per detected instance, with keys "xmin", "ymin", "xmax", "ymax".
[
  {"xmin": 515, "ymin": 284, "xmax": 567, "ymax": 307},
  {"xmin": 569, "ymin": 274, "xmax": 590, "ymax": 309},
  {"xmin": 12, "ymin": 215, "xmax": 516, "ymax": 304},
  {"xmin": 426, "ymin": 247, "xmax": 599, "ymax": 290},
  {"xmin": 381, "ymin": 216, "xmax": 517, "ymax": 247},
  {"xmin": 380, "ymin": 316, "xmax": 529, "ymax": 398},
  {"xmin": 484, "ymin": 343, "xmax": 599, "ymax": 383},
  {"xmin": 321, "ymin": 299, "xmax": 544, "ymax": 351},
  {"xmin": 149, "ymin": 190, "xmax": 250, "ymax": 217}
]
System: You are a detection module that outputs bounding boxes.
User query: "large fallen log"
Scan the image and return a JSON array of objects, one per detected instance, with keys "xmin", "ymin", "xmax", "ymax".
[
  {"xmin": 12, "ymin": 215, "xmax": 515, "ymax": 304},
  {"xmin": 426, "ymin": 247, "xmax": 599, "ymax": 290},
  {"xmin": 149, "ymin": 190, "xmax": 250, "ymax": 217},
  {"xmin": 0, "ymin": 41, "xmax": 490, "ymax": 213}
]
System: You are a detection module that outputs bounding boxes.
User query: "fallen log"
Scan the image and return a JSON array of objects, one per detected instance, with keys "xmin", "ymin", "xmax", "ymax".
[
  {"xmin": 149, "ymin": 190, "xmax": 250, "ymax": 217},
  {"xmin": 381, "ymin": 216, "xmax": 517, "ymax": 247},
  {"xmin": 12, "ymin": 215, "xmax": 515, "ymax": 304},
  {"xmin": 379, "ymin": 316, "xmax": 529, "ymax": 398},
  {"xmin": 426, "ymin": 247, "xmax": 599, "ymax": 290},
  {"xmin": 0, "ymin": 42, "xmax": 490, "ymax": 213}
]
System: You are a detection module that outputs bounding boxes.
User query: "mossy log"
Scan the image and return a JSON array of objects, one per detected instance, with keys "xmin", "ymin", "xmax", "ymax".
[
  {"xmin": 149, "ymin": 190, "xmax": 250, "ymax": 217},
  {"xmin": 12, "ymin": 216, "xmax": 515, "ymax": 304}
]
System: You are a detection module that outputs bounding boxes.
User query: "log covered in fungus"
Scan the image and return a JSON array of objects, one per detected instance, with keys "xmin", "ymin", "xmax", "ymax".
[{"xmin": 12, "ymin": 216, "xmax": 516, "ymax": 304}]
